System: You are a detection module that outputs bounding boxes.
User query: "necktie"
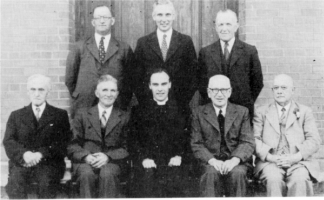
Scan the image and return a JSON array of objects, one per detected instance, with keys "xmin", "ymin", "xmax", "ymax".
[
  {"xmin": 276, "ymin": 107, "xmax": 290, "ymax": 156},
  {"xmin": 161, "ymin": 34, "xmax": 168, "ymax": 61},
  {"xmin": 218, "ymin": 109, "xmax": 228, "ymax": 161},
  {"xmin": 99, "ymin": 37, "xmax": 105, "ymax": 63},
  {"xmin": 101, "ymin": 110, "xmax": 107, "ymax": 128},
  {"xmin": 224, "ymin": 41, "xmax": 230, "ymax": 61},
  {"xmin": 218, "ymin": 110, "xmax": 225, "ymax": 134},
  {"xmin": 35, "ymin": 107, "xmax": 41, "ymax": 121}
]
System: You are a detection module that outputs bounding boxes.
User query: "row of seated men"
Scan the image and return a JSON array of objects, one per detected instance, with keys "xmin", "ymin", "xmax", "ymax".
[{"xmin": 3, "ymin": 71, "xmax": 321, "ymax": 198}]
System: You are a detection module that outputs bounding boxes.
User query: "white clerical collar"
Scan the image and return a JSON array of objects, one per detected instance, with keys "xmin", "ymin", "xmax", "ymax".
[
  {"xmin": 32, "ymin": 102, "xmax": 46, "ymax": 118},
  {"xmin": 98, "ymin": 104, "xmax": 113, "ymax": 120},
  {"xmin": 276, "ymin": 101, "xmax": 291, "ymax": 118},
  {"xmin": 95, "ymin": 32, "xmax": 111, "ymax": 51},
  {"xmin": 213, "ymin": 103, "xmax": 228, "ymax": 117},
  {"xmin": 154, "ymin": 97, "xmax": 169, "ymax": 105},
  {"xmin": 220, "ymin": 37, "xmax": 235, "ymax": 53},
  {"xmin": 157, "ymin": 28, "xmax": 173, "ymax": 48}
]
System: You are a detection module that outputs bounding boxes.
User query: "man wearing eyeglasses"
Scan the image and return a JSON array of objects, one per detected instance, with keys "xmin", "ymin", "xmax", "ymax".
[
  {"xmin": 66, "ymin": 5, "xmax": 134, "ymax": 118},
  {"xmin": 191, "ymin": 75, "xmax": 255, "ymax": 197},
  {"xmin": 253, "ymin": 74, "xmax": 321, "ymax": 196}
]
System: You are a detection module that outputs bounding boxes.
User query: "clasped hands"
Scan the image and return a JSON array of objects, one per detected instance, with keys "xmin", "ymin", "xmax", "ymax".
[
  {"xmin": 266, "ymin": 152, "xmax": 302, "ymax": 168},
  {"xmin": 142, "ymin": 156, "xmax": 181, "ymax": 169},
  {"xmin": 85, "ymin": 152, "xmax": 109, "ymax": 168},
  {"xmin": 23, "ymin": 151, "xmax": 43, "ymax": 167},
  {"xmin": 208, "ymin": 157, "xmax": 240, "ymax": 175}
]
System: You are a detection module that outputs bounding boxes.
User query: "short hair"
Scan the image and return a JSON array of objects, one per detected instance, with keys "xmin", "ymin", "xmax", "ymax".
[
  {"xmin": 152, "ymin": 0, "xmax": 176, "ymax": 16},
  {"xmin": 92, "ymin": 5, "xmax": 114, "ymax": 17},
  {"xmin": 96, "ymin": 74, "xmax": 118, "ymax": 90},
  {"xmin": 215, "ymin": 9, "xmax": 238, "ymax": 23},
  {"xmin": 27, "ymin": 74, "xmax": 51, "ymax": 90},
  {"xmin": 149, "ymin": 68, "xmax": 172, "ymax": 83}
]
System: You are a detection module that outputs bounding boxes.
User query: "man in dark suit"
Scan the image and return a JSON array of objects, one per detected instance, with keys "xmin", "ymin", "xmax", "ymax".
[
  {"xmin": 3, "ymin": 74, "xmax": 71, "ymax": 199},
  {"xmin": 198, "ymin": 9, "xmax": 263, "ymax": 120},
  {"xmin": 65, "ymin": 5, "xmax": 133, "ymax": 118},
  {"xmin": 67, "ymin": 75, "xmax": 129, "ymax": 198},
  {"xmin": 133, "ymin": 0, "xmax": 197, "ymax": 117},
  {"xmin": 130, "ymin": 69, "xmax": 186, "ymax": 197},
  {"xmin": 191, "ymin": 75, "xmax": 255, "ymax": 197}
]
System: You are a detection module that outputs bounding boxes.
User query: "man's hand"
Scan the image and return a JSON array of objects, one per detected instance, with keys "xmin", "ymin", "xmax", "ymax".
[
  {"xmin": 265, "ymin": 153, "xmax": 281, "ymax": 164},
  {"xmin": 91, "ymin": 152, "xmax": 109, "ymax": 168},
  {"xmin": 168, "ymin": 156, "xmax": 182, "ymax": 167},
  {"xmin": 277, "ymin": 153, "xmax": 302, "ymax": 168},
  {"xmin": 84, "ymin": 154, "xmax": 97, "ymax": 165},
  {"xmin": 142, "ymin": 159, "xmax": 157, "ymax": 169},
  {"xmin": 23, "ymin": 151, "xmax": 43, "ymax": 167},
  {"xmin": 208, "ymin": 158, "xmax": 224, "ymax": 174},
  {"xmin": 222, "ymin": 157, "xmax": 240, "ymax": 175}
]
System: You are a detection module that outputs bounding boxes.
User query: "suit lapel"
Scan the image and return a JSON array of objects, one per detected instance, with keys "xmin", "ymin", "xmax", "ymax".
[
  {"xmin": 203, "ymin": 103, "xmax": 220, "ymax": 132},
  {"xmin": 105, "ymin": 107, "xmax": 121, "ymax": 137},
  {"xmin": 86, "ymin": 36, "xmax": 100, "ymax": 62},
  {"xmin": 224, "ymin": 103, "xmax": 238, "ymax": 136},
  {"xmin": 266, "ymin": 103, "xmax": 281, "ymax": 135},
  {"xmin": 87, "ymin": 106, "xmax": 102, "ymax": 139},
  {"xmin": 37, "ymin": 104, "xmax": 55, "ymax": 130},
  {"xmin": 165, "ymin": 30, "xmax": 181, "ymax": 61},
  {"xmin": 229, "ymin": 39, "xmax": 244, "ymax": 69},
  {"xmin": 285, "ymin": 101, "xmax": 298, "ymax": 130},
  {"xmin": 210, "ymin": 41, "xmax": 222, "ymax": 71},
  {"xmin": 103, "ymin": 37, "xmax": 118, "ymax": 63},
  {"xmin": 21, "ymin": 104, "xmax": 37, "ymax": 130},
  {"xmin": 148, "ymin": 31, "xmax": 164, "ymax": 61}
]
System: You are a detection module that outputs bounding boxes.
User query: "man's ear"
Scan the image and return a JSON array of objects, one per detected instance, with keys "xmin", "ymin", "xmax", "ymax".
[
  {"xmin": 111, "ymin": 17, "xmax": 115, "ymax": 26},
  {"xmin": 91, "ymin": 19, "xmax": 96, "ymax": 27},
  {"xmin": 95, "ymin": 89, "xmax": 99, "ymax": 98}
]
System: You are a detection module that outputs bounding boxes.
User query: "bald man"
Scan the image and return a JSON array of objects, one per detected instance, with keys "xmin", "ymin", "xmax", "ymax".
[
  {"xmin": 191, "ymin": 75, "xmax": 255, "ymax": 197},
  {"xmin": 253, "ymin": 74, "xmax": 321, "ymax": 196}
]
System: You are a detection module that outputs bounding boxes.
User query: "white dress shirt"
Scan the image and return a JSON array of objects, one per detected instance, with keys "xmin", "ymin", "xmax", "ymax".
[
  {"xmin": 95, "ymin": 32, "xmax": 111, "ymax": 52},
  {"xmin": 213, "ymin": 103, "xmax": 228, "ymax": 117},
  {"xmin": 98, "ymin": 104, "xmax": 113, "ymax": 121},
  {"xmin": 157, "ymin": 28, "xmax": 173, "ymax": 49},
  {"xmin": 276, "ymin": 102, "xmax": 291, "ymax": 118},
  {"xmin": 220, "ymin": 37, "xmax": 235, "ymax": 54},
  {"xmin": 32, "ymin": 103, "xmax": 46, "ymax": 119}
]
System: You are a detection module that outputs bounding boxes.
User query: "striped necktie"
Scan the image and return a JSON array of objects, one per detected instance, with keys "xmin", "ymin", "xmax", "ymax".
[
  {"xmin": 99, "ymin": 37, "xmax": 105, "ymax": 63},
  {"xmin": 101, "ymin": 110, "xmax": 107, "ymax": 128},
  {"xmin": 161, "ymin": 34, "xmax": 168, "ymax": 61}
]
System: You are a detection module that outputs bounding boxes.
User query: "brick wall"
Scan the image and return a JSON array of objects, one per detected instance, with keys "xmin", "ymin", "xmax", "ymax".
[
  {"xmin": 1, "ymin": 0, "xmax": 75, "ymax": 160},
  {"xmin": 239, "ymin": 0, "xmax": 324, "ymax": 166}
]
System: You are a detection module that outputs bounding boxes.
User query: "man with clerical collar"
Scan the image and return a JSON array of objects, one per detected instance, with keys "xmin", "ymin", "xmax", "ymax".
[
  {"xmin": 68, "ymin": 75, "xmax": 129, "ymax": 198},
  {"xmin": 191, "ymin": 74, "xmax": 255, "ymax": 197},
  {"xmin": 66, "ymin": 5, "xmax": 134, "ymax": 118},
  {"xmin": 3, "ymin": 74, "xmax": 71, "ymax": 198},
  {"xmin": 253, "ymin": 74, "xmax": 322, "ymax": 196},
  {"xmin": 129, "ymin": 68, "xmax": 187, "ymax": 197}
]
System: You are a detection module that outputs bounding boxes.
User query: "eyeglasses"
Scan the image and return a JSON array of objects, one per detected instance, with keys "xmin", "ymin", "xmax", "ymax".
[
  {"xmin": 272, "ymin": 86, "xmax": 288, "ymax": 91},
  {"xmin": 93, "ymin": 16, "xmax": 113, "ymax": 21},
  {"xmin": 208, "ymin": 88, "xmax": 231, "ymax": 95}
]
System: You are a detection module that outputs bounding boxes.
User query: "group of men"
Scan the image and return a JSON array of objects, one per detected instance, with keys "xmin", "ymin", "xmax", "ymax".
[{"xmin": 3, "ymin": 0, "xmax": 321, "ymax": 198}]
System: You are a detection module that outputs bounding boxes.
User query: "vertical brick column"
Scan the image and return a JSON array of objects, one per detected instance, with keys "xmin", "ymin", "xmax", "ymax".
[
  {"xmin": 1, "ymin": 0, "xmax": 75, "ymax": 161},
  {"xmin": 239, "ymin": 0, "xmax": 324, "ymax": 168}
]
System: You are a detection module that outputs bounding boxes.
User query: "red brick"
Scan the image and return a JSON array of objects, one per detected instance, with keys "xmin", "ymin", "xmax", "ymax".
[
  {"xmin": 48, "ymin": 68, "xmax": 65, "ymax": 75},
  {"xmin": 59, "ymin": 91, "xmax": 71, "ymax": 99}
]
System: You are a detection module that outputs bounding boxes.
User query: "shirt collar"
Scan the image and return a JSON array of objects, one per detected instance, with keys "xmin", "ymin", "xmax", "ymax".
[
  {"xmin": 32, "ymin": 102, "xmax": 46, "ymax": 117},
  {"xmin": 98, "ymin": 104, "xmax": 113, "ymax": 119},
  {"xmin": 213, "ymin": 103, "xmax": 228, "ymax": 117},
  {"xmin": 154, "ymin": 97, "xmax": 169, "ymax": 105},
  {"xmin": 276, "ymin": 101, "xmax": 291, "ymax": 117},
  {"xmin": 94, "ymin": 32, "xmax": 111, "ymax": 51},
  {"xmin": 220, "ymin": 37, "xmax": 235, "ymax": 53},
  {"xmin": 157, "ymin": 28, "xmax": 173, "ymax": 48}
]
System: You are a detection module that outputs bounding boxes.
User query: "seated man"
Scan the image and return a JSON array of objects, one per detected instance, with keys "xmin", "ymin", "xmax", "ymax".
[
  {"xmin": 67, "ymin": 75, "xmax": 129, "ymax": 198},
  {"xmin": 3, "ymin": 74, "xmax": 71, "ymax": 198},
  {"xmin": 130, "ymin": 68, "xmax": 186, "ymax": 197},
  {"xmin": 191, "ymin": 75, "xmax": 255, "ymax": 197},
  {"xmin": 253, "ymin": 74, "xmax": 321, "ymax": 196}
]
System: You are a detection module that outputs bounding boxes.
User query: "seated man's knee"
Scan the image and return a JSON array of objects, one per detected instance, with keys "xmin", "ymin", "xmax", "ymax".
[
  {"xmin": 261, "ymin": 164, "xmax": 283, "ymax": 183},
  {"xmin": 100, "ymin": 163, "xmax": 120, "ymax": 179},
  {"xmin": 202, "ymin": 165, "xmax": 221, "ymax": 179},
  {"xmin": 289, "ymin": 167, "xmax": 310, "ymax": 183},
  {"xmin": 77, "ymin": 164, "xmax": 96, "ymax": 181}
]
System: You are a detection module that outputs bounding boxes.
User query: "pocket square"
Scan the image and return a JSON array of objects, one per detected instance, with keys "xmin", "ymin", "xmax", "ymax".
[{"xmin": 50, "ymin": 124, "xmax": 54, "ymax": 126}]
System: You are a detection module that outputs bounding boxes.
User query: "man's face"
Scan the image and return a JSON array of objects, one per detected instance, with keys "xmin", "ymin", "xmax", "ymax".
[
  {"xmin": 207, "ymin": 77, "xmax": 232, "ymax": 108},
  {"xmin": 92, "ymin": 6, "xmax": 115, "ymax": 35},
  {"xmin": 95, "ymin": 81, "xmax": 119, "ymax": 108},
  {"xmin": 152, "ymin": 4, "xmax": 175, "ymax": 32},
  {"xmin": 149, "ymin": 72, "xmax": 171, "ymax": 103},
  {"xmin": 27, "ymin": 79, "xmax": 49, "ymax": 107},
  {"xmin": 272, "ymin": 76, "xmax": 294, "ymax": 106},
  {"xmin": 215, "ymin": 12, "xmax": 239, "ymax": 42}
]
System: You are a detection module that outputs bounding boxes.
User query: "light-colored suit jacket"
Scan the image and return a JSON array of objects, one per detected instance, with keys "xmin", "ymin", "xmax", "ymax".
[{"xmin": 253, "ymin": 101, "xmax": 321, "ymax": 181}]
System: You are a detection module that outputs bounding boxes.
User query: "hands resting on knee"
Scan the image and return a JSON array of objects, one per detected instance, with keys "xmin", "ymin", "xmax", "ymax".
[
  {"xmin": 142, "ymin": 156, "xmax": 182, "ymax": 169},
  {"xmin": 23, "ymin": 151, "xmax": 43, "ymax": 167},
  {"xmin": 266, "ymin": 152, "xmax": 302, "ymax": 168},
  {"xmin": 208, "ymin": 157, "xmax": 240, "ymax": 175},
  {"xmin": 84, "ymin": 152, "xmax": 109, "ymax": 168}
]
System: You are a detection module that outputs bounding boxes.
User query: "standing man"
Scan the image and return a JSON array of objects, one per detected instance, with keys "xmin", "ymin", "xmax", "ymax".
[
  {"xmin": 66, "ymin": 5, "xmax": 133, "ymax": 118},
  {"xmin": 198, "ymin": 9, "xmax": 263, "ymax": 120},
  {"xmin": 67, "ymin": 75, "xmax": 129, "ymax": 198},
  {"xmin": 134, "ymin": 0, "xmax": 197, "ymax": 117},
  {"xmin": 253, "ymin": 74, "xmax": 321, "ymax": 196},
  {"xmin": 191, "ymin": 75, "xmax": 255, "ymax": 197},
  {"xmin": 130, "ymin": 69, "xmax": 186, "ymax": 197},
  {"xmin": 3, "ymin": 74, "xmax": 71, "ymax": 198}
]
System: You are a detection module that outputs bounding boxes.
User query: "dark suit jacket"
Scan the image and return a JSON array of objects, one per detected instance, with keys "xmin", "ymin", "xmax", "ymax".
[
  {"xmin": 129, "ymin": 99, "xmax": 186, "ymax": 166},
  {"xmin": 65, "ymin": 36, "xmax": 134, "ymax": 117},
  {"xmin": 191, "ymin": 102, "xmax": 255, "ymax": 166},
  {"xmin": 3, "ymin": 103, "xmax": 71, "ymax": 176},
  {"xmin": 133, "ymin": 30, "xmax": 198, "ymax": 115},
  {"xmin": 198, "ymin": 39, "xmax": 263, "ymax": 118},
  {"xmin": 67, "ymin": 106, "xmax": 129, "ymax": 171}
]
